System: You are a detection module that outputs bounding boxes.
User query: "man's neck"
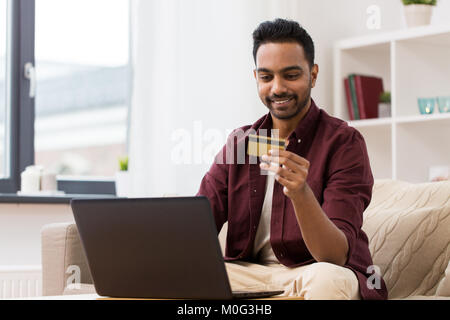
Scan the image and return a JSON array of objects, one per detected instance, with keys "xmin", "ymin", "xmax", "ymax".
[{"xmin": 272, "ymin": 99, "xmax": 311, "ymax": 140}]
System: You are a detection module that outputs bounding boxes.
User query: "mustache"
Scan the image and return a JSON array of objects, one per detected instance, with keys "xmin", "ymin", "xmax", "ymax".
[{"xmin": 266, "ymin": 93, "xmax": 297, "ymax": 102}]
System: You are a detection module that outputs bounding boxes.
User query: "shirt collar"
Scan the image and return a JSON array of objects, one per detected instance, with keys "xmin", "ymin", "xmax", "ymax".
[{"xmin": 291, "ymin": 98, "xmax": 320, "ymax": 142}]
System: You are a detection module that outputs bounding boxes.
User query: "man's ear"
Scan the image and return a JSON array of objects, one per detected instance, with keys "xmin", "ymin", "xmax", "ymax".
[
  {"xmin": 253, "ymin": 69, "xmax": 257, "ymax": 80},
  {"xmin": 311, "ymin": 64, "xmax": 319, "ymax": 88}
]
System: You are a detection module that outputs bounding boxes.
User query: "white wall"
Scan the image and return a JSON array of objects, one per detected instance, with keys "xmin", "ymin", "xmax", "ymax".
[{"xmin": 0, "ymin": 204, "xmax": 73, "ymax": 266}]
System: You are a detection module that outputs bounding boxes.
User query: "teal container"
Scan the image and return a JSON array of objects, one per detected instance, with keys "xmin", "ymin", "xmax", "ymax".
[
  {"xmin": 418, "ymin": 98, "xmax": 435, "ymax": 114},
  {"xmin": 436, "ymin": 96, "xmax": 450, "ymax": 113}
]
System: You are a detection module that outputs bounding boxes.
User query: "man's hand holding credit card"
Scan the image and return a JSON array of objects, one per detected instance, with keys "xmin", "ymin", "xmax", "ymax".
[{"xmin": 248, "ymin": 133, "xmax": 310, "ymax": 202}]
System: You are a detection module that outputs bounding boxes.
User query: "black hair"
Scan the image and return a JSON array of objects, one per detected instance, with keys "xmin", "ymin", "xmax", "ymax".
[{"xmin": 252, "ymin": 18, "xmax": 315, "ymax": 68}]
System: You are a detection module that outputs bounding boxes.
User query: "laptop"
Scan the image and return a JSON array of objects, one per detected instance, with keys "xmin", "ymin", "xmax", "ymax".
[{"xmin": 70, "ymin": 196, "xmax": 284, "ymax": 300}]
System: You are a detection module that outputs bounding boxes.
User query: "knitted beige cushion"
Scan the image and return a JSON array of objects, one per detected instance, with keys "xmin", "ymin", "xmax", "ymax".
[
  {"xmin": 362, "ymin": 180, "xmax": 450, "ymax": 299},
  {"xmin": 436, "ymin": 261, "xmax": 450, "ymax": 296}
]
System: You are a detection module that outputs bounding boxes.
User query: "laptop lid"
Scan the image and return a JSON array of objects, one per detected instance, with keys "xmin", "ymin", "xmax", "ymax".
[{"xmin": 71, "ymin": 196, "xmax": 234, "ymax": 299}]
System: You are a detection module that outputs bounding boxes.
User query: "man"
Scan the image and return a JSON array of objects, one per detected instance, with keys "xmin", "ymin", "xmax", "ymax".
[{"xmin": 197, "ymin": 18, "xmax": 387, "ymax": 300}]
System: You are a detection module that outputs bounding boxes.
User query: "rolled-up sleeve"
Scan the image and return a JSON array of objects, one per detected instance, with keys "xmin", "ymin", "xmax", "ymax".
[{"xmin": 321, "ymin": 128, "xmax": 374, "ymax": 264}]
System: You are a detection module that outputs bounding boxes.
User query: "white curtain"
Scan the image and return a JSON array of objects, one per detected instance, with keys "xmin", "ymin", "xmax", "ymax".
[{"xmin": 128, "ymin": 0, "xmax": 302, "ymax": 197}]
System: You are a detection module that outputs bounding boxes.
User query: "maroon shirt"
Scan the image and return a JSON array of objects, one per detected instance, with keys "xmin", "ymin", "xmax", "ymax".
[{"xmin": 196, "ymin": 99, "xmax": 388, "ymax": 300}]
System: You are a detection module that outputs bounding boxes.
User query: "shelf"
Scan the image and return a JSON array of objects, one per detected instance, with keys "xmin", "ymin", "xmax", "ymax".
[
  {"xmin": 348, "ymin": 117, "xmax": 392, "ymax": 128},
  {"xmin": 396, "ymin": 112, "xmax": 450, "ymax": 125},
  {"xmin": 335, "ymin": 24, "xmax": 450, "ymax": 50},
  {"xmin": 347, "ymin": 113, "xmax": 450, "ymax": 127},
  {"xmin": 334, "ymin": 43, "xmax": 391, "ymax": 121},
  {"xmin": 334, "ymin": 25, "xmax": 450, "ymax": 183},
  {"xmin": 395, "ymin": 38, "xmax": 450, "ymax": 117}
]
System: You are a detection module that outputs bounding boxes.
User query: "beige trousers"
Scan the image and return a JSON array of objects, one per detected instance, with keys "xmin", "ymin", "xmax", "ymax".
[{"xmin": 225, "ymin": 261, "xmax": 361, "ymax": 300}]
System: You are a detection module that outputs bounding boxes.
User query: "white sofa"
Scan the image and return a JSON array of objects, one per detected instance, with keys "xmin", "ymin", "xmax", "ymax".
[{"xmin": 41, "ymin": 179, "xmax": 450, "ymax": 299}]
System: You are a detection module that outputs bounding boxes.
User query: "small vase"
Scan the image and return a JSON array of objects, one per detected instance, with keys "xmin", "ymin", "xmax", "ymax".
[
  {"xmin": 115, "ymin": 171, "xmax": 131, "ymax": 197},
  {"xmin": 404, "ymin": 4, "xmax": 433, "ymax": 28}
]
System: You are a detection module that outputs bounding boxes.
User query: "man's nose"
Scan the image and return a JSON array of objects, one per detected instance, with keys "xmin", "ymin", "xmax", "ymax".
[{"xmin": 271, "ymin": 76, "xmax": 288, "ymax": 96}]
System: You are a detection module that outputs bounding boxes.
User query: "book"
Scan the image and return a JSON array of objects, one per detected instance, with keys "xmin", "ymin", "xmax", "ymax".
[
  {"xmin": 348, "ymin": 74, "xmax": 360, "ymax": 120},
  {"xmin": 344, "ymin": 78, "xmax": 355, "ymax": 120},
  {"xmin": 354, "ymin": 75, "xmax": 384, "ymax": 119}
]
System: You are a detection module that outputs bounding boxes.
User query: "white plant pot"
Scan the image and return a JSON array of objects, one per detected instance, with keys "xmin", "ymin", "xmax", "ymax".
[
  {"xmin": 378, "ymin": 103, "xmax": 391, "ymax": 118},
  {"xmin": 115, "ymin": 171, "xmax": 131, "ymax": 197},
  {"xmin": 404, "ymin": 4, "xmax": 433, "ymax": 28}
]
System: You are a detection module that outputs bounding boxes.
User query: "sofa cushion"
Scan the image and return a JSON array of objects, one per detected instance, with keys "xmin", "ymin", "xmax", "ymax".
[
  {"xmin": 362, "ymin": 180, "xmax": 450, "ymax": 299},
  {"xmin": 436, "ymin": 261, "xmax": 450, "ymax": 296}
]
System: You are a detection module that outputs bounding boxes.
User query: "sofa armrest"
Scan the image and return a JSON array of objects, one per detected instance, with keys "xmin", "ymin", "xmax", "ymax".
[{"xmin": 41, "ymin": 223, "xmax": 93, "ymax": 296}]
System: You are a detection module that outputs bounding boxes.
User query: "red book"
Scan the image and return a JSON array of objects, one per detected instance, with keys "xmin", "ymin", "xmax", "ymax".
[
  {"xmin": 344, "ymin": 78, "xmax": 355, "ymax": 120},
  {"xmin": 354, "ymin": 75, "xmax": 384, "ymax": 119}
]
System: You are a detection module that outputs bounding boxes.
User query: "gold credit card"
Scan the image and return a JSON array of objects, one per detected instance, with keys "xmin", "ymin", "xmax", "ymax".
[{"xmin": 247, "ymin": 134, "xmax": 286, "ymax": 157}]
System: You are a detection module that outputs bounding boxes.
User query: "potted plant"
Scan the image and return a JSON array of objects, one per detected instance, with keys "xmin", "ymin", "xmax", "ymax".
[
  {"xmin": 115, "ymin": 156, "xmax": 131, "ymax": 197},
  {"xmin": 402, "ymin": 0, "xmax": 437, "ymax": 28}
]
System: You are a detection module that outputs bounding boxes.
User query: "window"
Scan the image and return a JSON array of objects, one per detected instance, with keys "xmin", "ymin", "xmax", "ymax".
[
  {"xmin": 0, "ymin": 0, "xmax": 7, "ymax": 179},
  {"xmin": 0, "ymin": 0, "xmax": 130, "ymax": 195},
  {"xmin": 35, "ymin": 0, "xmax": 130, "ymax": 179}
]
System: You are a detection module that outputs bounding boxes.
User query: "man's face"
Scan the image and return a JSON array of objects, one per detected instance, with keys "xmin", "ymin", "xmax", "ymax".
[{"xmin": 254, "ymin": 42, "xmax": 318, "ymax": 120}]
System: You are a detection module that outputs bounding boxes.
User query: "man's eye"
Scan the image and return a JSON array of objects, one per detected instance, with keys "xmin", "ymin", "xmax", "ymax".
[
  {"xmin": 286, "ymin": 73, "xmax": 300, "ymax": 79},
  {"xmin": 259, "ymin": 75, "xmax": 272, "ymax": 81}
]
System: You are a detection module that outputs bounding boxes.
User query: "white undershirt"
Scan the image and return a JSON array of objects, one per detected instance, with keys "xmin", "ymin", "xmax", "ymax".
[{"xmin": 252, "ymin": 166, "xmax": 279, "ymax": 264}]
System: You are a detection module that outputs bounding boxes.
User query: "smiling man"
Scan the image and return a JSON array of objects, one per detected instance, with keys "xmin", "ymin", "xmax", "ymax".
[{"xmin": 197, "ymin": 19, "xmax": 388, "ymax": 300}]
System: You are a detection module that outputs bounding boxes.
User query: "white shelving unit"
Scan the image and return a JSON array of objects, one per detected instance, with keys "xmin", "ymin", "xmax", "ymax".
[{"xmin": 334, "ymin": 24, "xmax": 450, "ymax": 183}]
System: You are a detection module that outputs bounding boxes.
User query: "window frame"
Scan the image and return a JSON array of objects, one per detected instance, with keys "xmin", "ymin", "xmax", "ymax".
[
  {"xmin": 0, "ymin": 0, "xmax": 127, "ymax": 196},
  {"xmin": 0, "ymin": 0, "xmax": 34, "ymax": 194}
]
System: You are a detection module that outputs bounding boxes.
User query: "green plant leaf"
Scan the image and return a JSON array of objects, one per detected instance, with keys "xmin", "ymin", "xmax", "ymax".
[
  {"xmin": 118, "ymin": 156, "xmax": 128, "ymax": 171},
  {"xmin": 402, "ymin": 0, "xmax": 437, "ymax": 5},
  {"xmin": 379, "ymin": 91, "xmax": 391, "ymax": 103}
]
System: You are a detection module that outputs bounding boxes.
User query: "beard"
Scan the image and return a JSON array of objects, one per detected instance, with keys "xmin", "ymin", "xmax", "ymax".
[{"xmin": 264, "ymin": 83, "xmax": 312, "ymax": 121}]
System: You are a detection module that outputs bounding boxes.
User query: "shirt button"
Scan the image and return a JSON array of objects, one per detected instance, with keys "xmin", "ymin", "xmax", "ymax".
[
  {"xmin": 253, "ymin": 189, "xmax": 257, "ymax": 193},
  {"xmin": 298, "ymin": 139, "xmax": 301, "ymax": 143}
]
